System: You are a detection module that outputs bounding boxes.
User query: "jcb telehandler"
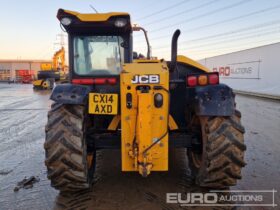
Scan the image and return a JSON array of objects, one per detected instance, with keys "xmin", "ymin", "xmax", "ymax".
[{"xmin": 44, "ymin": 9, "xmax": 246, "ymax": 192}]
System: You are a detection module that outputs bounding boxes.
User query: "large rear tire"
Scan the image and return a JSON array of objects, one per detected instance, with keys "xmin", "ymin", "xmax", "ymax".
[
  {"xmin": 188, "ymin": 110, "xmax": 246, "ymax": 189},
  {"xmin": 44, "ymin": 103, "xmax": 95, "ymax": 192}
]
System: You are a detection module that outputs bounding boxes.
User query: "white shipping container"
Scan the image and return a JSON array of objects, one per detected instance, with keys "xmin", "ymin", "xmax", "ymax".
[{"xmin": 198, "ymin": 43, "xmax": 280, "ymax": 97}]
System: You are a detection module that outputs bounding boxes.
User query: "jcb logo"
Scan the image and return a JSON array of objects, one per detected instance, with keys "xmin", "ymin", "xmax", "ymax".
[{"xmin": 131, "ymin": 74, "xmax": 160, "ymax": 84}]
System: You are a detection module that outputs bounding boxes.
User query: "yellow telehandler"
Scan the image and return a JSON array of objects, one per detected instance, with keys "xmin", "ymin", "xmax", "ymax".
[{"xmin": 44, "ymin": 9, "xmax": 246, "ymax": 191}]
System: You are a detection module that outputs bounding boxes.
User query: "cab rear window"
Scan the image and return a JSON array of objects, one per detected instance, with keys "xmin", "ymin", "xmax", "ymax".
[{"xmin": 73, "ymin": 36, "xmax": 124, "ymax": 75}]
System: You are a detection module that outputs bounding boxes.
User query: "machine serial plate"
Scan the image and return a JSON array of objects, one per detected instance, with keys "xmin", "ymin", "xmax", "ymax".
[{"xmin": 89, "ymin": 93, "xmax": 118, "ymax": 115}]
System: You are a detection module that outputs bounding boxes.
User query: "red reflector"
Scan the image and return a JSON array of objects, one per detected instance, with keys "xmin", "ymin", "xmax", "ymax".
[
  {"xmin": 93, "ymin": 78, "xmax": 107, "ymax": 85},
  {"xmin": 107, "ymin": 78, "xmax": 117, "ymax": 85},
  {"xmin": 187, "ymin": 76, "xmax": 197, "ymax": 87},
  {"xmin": 72, "ymin": 79, "xmax": 94, "ymax": 85},
  {"xmin": 208, "ymin": 74, "xmax": 219, "ymax": 85},
  {"xmin": 72, "ymin": 78, "xmax": 117, "ymax": 85}
]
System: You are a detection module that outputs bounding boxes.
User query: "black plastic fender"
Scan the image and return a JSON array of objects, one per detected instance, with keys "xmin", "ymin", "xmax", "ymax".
[
  {"xmin": 190, "ymin": 84, "xmax": 235, "ymax": 116},
  {"xmin": 50, "ymin": 84, "xmax": 92, "ymax": 105}
]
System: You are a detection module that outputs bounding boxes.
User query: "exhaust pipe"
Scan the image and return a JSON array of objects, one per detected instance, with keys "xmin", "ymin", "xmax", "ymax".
[{"xmin": 169, "ymin": 29, "xmax": 181, "ymax": 72}]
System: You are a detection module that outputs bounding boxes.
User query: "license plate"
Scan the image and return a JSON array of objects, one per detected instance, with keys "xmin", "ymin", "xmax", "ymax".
[{"xmin": 89, "ymin": 93, "xmax": 118, "ymax": 115}]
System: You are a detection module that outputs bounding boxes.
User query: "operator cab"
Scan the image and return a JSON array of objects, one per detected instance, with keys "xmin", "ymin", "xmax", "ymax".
[{"xmin": 57, "ymin": 9, "xmax": 133, "ymax": 80}]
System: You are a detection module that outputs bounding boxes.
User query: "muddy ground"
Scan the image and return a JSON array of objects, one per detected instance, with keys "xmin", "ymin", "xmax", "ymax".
[{"xmin": 0, "ymin": 83, "xmax": 279, "ymax": 210}]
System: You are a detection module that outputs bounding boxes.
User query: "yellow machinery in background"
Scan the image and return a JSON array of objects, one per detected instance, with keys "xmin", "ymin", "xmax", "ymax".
[{"xmin": 33, "ymin": 47, "xmax": 67, "ymax": 89}]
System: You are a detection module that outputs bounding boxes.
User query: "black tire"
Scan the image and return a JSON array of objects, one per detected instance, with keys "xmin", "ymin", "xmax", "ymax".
[
  {"xmin": 44, "ymin": 103, "xmax": 95, "ymax": 192},
  {"xmin": 42, "ymin": 79, "xmax": 54, "ymax": 90},
  {"xmin": 188, "ymin": 110, "xmax": 246, "ymax": 189}
]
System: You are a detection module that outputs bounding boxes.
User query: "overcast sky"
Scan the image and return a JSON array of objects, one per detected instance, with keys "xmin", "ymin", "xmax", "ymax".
[{"xmin": 0, "ymin": 0, "xmax": 280, "ymax": 61}]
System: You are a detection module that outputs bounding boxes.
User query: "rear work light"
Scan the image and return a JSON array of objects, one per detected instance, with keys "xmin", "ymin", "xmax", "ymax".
[
  {"xmin": 114, "ymin": 18, "xmax": 127, "ymax": 28},
  {"xmin": 72, "ymin": 78, "xmax": 117, "ymax": 85},
  {"xmin": 60, "ymin": 17, "xmax": 72, "ymax": 26},
  {"xmin": 186, "ymin": 72, "xmax": 219, "ymax": 87}
]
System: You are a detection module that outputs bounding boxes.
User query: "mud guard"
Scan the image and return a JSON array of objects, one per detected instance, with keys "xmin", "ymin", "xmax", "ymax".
[
  {"xmin": 50, "ymin": 84, "xmax": 92, "ymax": 105},
  {"xmin": 190, "ymin": 84, "xmax": 235, "ymax": 116}
]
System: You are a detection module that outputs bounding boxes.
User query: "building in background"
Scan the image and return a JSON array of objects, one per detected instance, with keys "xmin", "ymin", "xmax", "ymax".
[
  {"xmin": 199, "ymin": 43, "xmax": 280, "ymax": 97},
  {"xmin": 0, "ymin": 59, "xmax": 52, "ymax": 82}
]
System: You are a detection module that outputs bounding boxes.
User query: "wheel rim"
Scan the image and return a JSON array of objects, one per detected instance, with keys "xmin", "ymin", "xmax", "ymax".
[
  {"xmin": 189, "ymin": 115, "xmax": 204, "ymax": 169},
  {"xmin": 87, "ymin": 153, "xmax": 94, "ymax": 169},
  {"xmin": 191, "ymin": 151, "xmax": 202, "ymax": 168}
]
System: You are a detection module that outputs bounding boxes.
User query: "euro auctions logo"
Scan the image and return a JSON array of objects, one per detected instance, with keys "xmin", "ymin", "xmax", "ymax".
[
  {"xmin": 213, "ymin": 66, "xmax": 254, "ymax": 77},
  {"xmin": 166, "ymin": 190, "xmax": 277, "ymax": 207},
  {"xmin": 213, "ymin": 66, "xmax": 231, "ymax": 76},
  {"xmin": 167, "ymin": 192, "xmax": 218, "ymax": 204},
  {"xmin": 212, "ymin": 60, "xmax": 261, "ymax": 79}
]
